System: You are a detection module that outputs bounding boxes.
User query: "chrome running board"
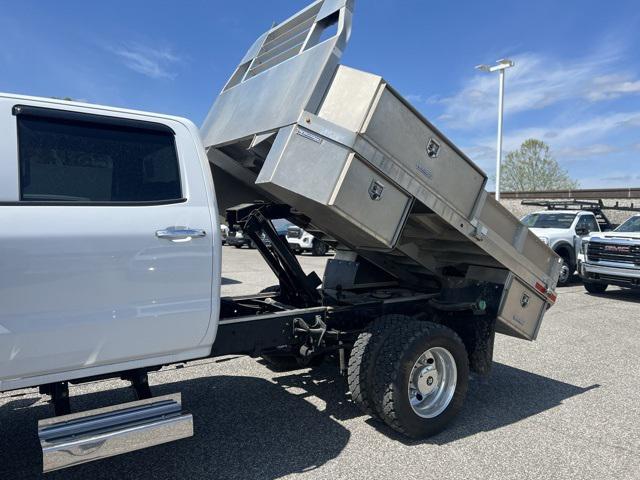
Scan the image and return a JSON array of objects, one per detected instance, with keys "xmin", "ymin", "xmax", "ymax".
[{"xmin": 38, "ymin": 393, "xmax": 192, "ymax": 472}]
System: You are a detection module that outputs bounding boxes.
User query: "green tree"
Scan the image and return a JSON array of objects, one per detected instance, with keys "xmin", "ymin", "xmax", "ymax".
[{"xmin": 500, "ymin": 138, "xmax": 579, "ymax": 192}]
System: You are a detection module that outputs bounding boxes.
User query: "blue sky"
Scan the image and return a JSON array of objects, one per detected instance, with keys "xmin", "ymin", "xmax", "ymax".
[{"xmin": 1, "ymin": 0, "xmax": 639, "ymax": 189}]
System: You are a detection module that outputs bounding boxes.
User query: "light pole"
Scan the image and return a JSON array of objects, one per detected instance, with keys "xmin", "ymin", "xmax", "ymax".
[{"xmin": 476, "ymin": 59, "xmax": 514, "ymax": 202}]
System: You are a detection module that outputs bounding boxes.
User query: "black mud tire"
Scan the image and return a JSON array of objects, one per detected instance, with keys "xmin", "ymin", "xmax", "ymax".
[
  {"xmin": 371, "ymin": 321, "xmax": 469, "ymax": 439},
  {"xmin": 234, "ymin": 244, "xmax": 243, "ymax": 249},
  {"xmin": 347, "ymin": 315, "xmax": 411, "ymax": 418},
  {"xmin": 584, "ymin": 281, "xmax": 608, "ymax": 294},
  {"xmin": 311, "ymin": 240, "xmax": 329, "ymax": 257},
  {"xmin": 262, "ymin": 353, "xmax": 325, "ymax": 372}
]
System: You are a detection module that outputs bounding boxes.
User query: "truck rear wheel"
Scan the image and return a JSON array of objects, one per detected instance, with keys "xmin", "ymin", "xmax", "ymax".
[
  {"xmin": 311, "ymin": 240, "xmax": 328, "ymax": 256},
  {"xmin": 348, "ymin": 315, "xmax": 409, "ymax": 417},
  {"xmin": 584, "ymin": 281, "xmax": 608, "ymax": 294},
  {"xmin": 371, "ymin": 321, "xmax": 469, "ymax": 438}
]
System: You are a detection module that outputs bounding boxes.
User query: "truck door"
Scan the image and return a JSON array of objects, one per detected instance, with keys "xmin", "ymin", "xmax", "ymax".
[
  {"xmin": 574, "ymin": 214, "xmax": 599, "ymax": 256},
  {"xmin": 0, "ymin": 102, "xmax": 215, "ymax": 383}
]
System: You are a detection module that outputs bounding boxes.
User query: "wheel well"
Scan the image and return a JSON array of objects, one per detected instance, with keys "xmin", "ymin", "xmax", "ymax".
[{"xmin": 554, "ymin": 243, "xmax": 575, "ymax": 268}]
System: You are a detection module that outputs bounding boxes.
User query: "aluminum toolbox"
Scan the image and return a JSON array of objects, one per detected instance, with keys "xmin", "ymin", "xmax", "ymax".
[
  {"xmin": 255, "ymin": 125, "xmax": 413, "ymax": 249},
  {"xmin": 201, "ymin": 0, "xmax": 561, "ymax": 340}
]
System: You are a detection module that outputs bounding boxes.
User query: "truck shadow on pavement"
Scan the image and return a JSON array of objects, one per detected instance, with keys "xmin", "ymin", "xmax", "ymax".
[
  {"xmin": 0, "ymin": 374, "xmax": 350, "ymax": 480},
  {"xmin": 560, "ymin": 279, "xmax": 640, "ymax": 304},
  {"xmin": 0, "ymin": 360, "xmax": 598, "ymax": 479},
  {"xmin": 272, "ymin": 360, "xmax": 599, "ymax": 445},
  {"xmin": 585, "ymin": 288, "xmax": 640, "ymax": 304},
  {"xmin": 422, "ymin": 363, "xmax": 599, "ymax": 446}
]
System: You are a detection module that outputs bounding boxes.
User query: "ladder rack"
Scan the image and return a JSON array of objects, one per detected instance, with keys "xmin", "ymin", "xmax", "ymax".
[{"xmin": 521, "ymin": 200, "xmax": 640, "ymax": 231}]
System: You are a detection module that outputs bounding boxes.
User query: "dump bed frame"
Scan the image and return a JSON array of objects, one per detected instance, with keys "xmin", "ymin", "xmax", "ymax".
[{"xmin": 201, "ymin": 0, "xmax": 561, "ymax": 340}]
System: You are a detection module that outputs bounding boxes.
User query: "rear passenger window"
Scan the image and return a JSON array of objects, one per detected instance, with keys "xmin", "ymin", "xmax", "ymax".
[{"xmin": 17, "ymin": 111, "xmax": 182, "ymax": 203}]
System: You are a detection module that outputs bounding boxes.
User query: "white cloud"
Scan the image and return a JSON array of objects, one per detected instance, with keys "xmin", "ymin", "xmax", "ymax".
[
  {"xmin": 463, "ymin": 145, "xmax": 496, "ymax": 161},
  {"xmin": 586, "ymin": 74, "xmax": 640, "ymax": 101},
  {"xmin": 405, "ymin": 94, "xmax": 424, "ymax": 103},
  {"xmin": 434, "ymin": 47, "xmax": 640, "ymax": 130},
  {"xmin": 579, "ymin": 172, "xmax": 640, "ymax": 188},
  {"xmin": 535, "ymin": 112, "xmax": 640, "ymax": 148},
  {"xmin": 107, "ymin": 43, "xmax": 180, "ymax": 79},
  {"xmin": 603, "ymin": 173, "xmax": 640, "ymax": 182},
  {"xmin": 555, "ymin": 144, "xmax": 620, "ymax": 159},
  {"xmin": 462, "ymin": 110, "xmax": 640, "ymax": 168}
]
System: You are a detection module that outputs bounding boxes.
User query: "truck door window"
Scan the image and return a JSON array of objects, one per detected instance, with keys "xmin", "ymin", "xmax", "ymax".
[
  {"xmin": 576, "ymin": 215, "xmax": 597, "ymax": 234},
  {"xmin": 17, "ymin": 112, "xmax": 182, "ymax": 203},
  {"xmin": 584, "ymin": 216, "xmax": 599, "ymax": 233}
]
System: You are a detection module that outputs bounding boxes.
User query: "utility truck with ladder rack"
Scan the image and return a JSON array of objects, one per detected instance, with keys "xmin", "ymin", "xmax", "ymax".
[
  {"xmin": 521, "ymin": 200, "xmax": 640, "ymax": 285},
  {"xmin": 0, "ymin": 0, "xmax": 560, "ymax": 473}
]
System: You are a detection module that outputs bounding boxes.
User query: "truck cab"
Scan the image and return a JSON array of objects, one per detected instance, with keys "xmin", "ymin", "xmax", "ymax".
[
  {"xmin": 0, "ymin": 94, "xmax": 222, "ymax": 393},
  {"xmin": 522, "ymin": 210, "xmax": 600, "ymax": 285},
  {"xmin": 580, "ymin": 214, "xmax": 640, "ymax": 293}
]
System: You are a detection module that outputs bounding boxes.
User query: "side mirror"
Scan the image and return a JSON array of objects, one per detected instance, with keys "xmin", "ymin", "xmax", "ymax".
[{"xmin": 575, "ymin": 227, "xmax": 589, "ymax": 236}]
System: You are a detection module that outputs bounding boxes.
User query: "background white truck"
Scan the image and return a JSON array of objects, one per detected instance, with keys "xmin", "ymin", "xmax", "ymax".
[
  {"xmin": 580, "ymin": 214, "xmax": 640, "ymax": 293},
  {"xmin": 521, "ymin": 204, "xmax": 603, "ymax": 285},
  {"xmin": 285, "ymin": 223, "xmax": 331, "ymax": 256},
  {"xmin": 520, "ymin": 200, "xmax": 640, "ymax": 286},
  {"xmin": 0, "ymin": 0, "xmax": 560, "ymax": 473}
]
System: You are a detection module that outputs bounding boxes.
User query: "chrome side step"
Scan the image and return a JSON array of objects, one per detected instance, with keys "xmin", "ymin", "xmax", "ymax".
[{"xmin": 38, "ymin": 393, "xmax": 193, "ymax": 473}]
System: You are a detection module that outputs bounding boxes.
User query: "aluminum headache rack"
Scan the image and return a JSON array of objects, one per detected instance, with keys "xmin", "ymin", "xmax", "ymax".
[{"xmin": 202, "ymin": 0, "xmax": 562, "ymax": 340}]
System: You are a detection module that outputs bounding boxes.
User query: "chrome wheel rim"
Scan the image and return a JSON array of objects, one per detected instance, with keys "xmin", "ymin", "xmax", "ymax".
[
  {"xmin": 558, "ymin": 262, "xmax": 570, "ymax": 284},
  {"xmin": 408, "ymin": 347, "xmax": 457, "ymax": 418}
]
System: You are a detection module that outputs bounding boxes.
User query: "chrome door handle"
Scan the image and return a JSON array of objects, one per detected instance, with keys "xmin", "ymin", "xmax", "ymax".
[{"xmin": 156, "ymin": 227, "xmax": 207, "ymax": 241}]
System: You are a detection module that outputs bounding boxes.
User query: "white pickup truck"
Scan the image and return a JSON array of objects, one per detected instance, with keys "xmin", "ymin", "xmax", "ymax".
[
  {"xmin": 0, "ymin": 0, "xmax": 560, "ymax": 474},
  {"xmin": 580, "ymin": 214, "xmax": 640, "ymax": 293},
  {"xmin": 521, "ymin": 208, "xmax": 602, "ymax": 285},
  {"xmin": 285, "ymin": 223, "xmax": 330, "ymax": 256}
]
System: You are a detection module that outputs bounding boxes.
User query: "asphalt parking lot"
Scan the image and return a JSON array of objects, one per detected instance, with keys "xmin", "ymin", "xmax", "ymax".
[{"xmin": 1, "ymin": 245, "xmax": 639, "ymax": 479}]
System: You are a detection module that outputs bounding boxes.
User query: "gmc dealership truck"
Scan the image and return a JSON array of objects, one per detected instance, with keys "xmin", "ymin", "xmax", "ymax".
[
  {"xmin": 521, "ymin": 200, "xmax": 640, "ymax": 286},
  {"xmin": 0, "ymin": 0, "xmax": 560, "ymax": 473},
  {"xmin": 580, "ymin": 214, "xmax": 640, "ymax": 292}
]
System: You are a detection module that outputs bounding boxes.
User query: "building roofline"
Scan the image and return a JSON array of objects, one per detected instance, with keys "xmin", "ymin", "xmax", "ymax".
[{"xmin": 492, "ymin": 188, "xmax": 640, "ymax": 200}]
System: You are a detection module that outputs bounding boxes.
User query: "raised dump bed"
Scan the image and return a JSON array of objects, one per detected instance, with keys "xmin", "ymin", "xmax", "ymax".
[{"xmin": 201, "ymin": 0, "xmax": 561, "ymax": 340}]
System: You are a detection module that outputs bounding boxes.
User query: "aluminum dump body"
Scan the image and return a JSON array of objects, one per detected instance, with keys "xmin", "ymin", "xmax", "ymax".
[{"xmin": 201, "ymin": 0, "xmax": 561, "ymax": 340}]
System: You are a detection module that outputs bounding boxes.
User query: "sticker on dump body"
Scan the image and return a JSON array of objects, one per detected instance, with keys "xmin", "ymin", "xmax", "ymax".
[{"xmin": 296, "ymin": 127, "xmax": 323, "ymax": 144}]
